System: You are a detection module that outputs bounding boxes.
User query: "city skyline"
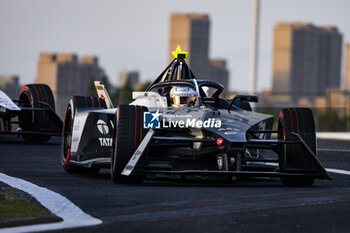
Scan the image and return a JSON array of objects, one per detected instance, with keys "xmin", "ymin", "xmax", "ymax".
[
  {"xmin": 36, "ymin": 53, "xmax": 102, "ymax": 117},
  {"xmin": 0, "ymin": 0, "xmax": 350, "ymax": 93},
  {"xmin": 272, "ymin": 23, "xmax": 342, "ymax": 104}
]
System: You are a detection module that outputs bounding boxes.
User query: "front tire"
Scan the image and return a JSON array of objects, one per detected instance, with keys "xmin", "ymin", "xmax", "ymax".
[
  {"xmin": 61, "ymin": 96, "xmax": 106, "ymax": 173},
  {"xmin": 19, "ymin": 84, "xmax": 56, "ymax": 142},
  {"xmin": 61, "ymin": 100, "xmax": 81, "ymax": 172},
  {"xmin": 278, "ymin": 108, "xmax": 316, "ymax": 186},
  {"xmin": 111, "ymin": 105, "xmax": 148, "ymax": 184}
]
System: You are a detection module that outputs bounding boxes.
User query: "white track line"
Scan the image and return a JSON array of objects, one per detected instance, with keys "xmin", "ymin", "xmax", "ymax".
[
  {"xmin": 249, "ymin": 163, "xmax": 350, "ymax": 176},
  {"xmin": 317, "ymin": 132, "xmax": 350, "ymax": 140},
  {"xmin": 317, "ymin": 148, "xmax": 350, "ymax": 153},
  {"xmin": 326, "ymin": 168, "xmax": 350, "ymax": 176},
  {"xmin": 0, "ymin": 173, "xmax": 102, "ymax": 233}
]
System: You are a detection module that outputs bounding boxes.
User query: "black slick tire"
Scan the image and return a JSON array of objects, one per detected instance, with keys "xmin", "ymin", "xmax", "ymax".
[
  {"xmin": 111, "ymin": 105, "xmax": 148, "ymax": 184},
  {"xmin": 61, "ymin": 96, "xmax": 106, "ymax": 173},
  {"xmin": 19, "ymin": 84, "xmax": 55, "ymax": 142},
  {"xmin": 278, "ymin": 108, "xmax": 316, "ymax": 186}
]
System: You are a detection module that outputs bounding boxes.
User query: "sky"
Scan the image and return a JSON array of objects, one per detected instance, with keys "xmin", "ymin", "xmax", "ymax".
[{"xmin": 0, "ymin": 0, "xmax": 349, "ymax": 93}]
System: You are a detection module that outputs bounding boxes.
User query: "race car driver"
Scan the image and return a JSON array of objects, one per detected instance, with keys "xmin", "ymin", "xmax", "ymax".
[{"xmin": 169, "ymin": 86, "xmax": 198, "ymax": 108}]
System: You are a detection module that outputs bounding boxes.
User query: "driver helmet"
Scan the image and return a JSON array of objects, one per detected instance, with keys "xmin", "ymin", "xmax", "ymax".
[{"xmin": 169, "ymin": 86, "xmax": 198, "ymax": 108}]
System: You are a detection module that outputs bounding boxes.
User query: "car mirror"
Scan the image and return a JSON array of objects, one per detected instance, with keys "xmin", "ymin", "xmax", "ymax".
[{"xmin": 228, "ymin": 94, "xmax": 258, "ymax": 110}]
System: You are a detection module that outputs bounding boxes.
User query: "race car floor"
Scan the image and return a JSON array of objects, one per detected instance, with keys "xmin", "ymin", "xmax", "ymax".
[{"xmin": 0, "ymin": 136, "xmax": 350, "ymax": 233}]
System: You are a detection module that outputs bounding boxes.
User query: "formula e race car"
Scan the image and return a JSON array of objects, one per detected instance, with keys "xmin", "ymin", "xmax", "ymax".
[
  {"xmin": 0, "ymin": 84, "xmax": 62, "ymax": 141},
  {"xmin": 61, "ymin": 46, "xmax": 330, "ymax": 186}
]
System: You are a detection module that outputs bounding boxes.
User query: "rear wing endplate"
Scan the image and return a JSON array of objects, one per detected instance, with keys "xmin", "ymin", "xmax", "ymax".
[{"xmin": 94, "ymin": 81, "xmax": 114, "ymax": 109}]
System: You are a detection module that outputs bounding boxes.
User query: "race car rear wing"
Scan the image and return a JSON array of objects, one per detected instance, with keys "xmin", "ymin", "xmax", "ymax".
[{"xmin": 94, "ymin": 81, "xmax": 114, "ymax": 109}]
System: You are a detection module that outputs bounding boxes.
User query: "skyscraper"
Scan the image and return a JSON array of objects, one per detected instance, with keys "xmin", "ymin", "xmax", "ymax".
[
  {"xmin": 169, "ymin": 13, "xmax": 210, "ymax": 79},
  {"xmin": 209, "ymin": 59, "xmax": 229, "ymax": 93},
  {"xmin": 272, "ymin": 23, "xmax": 342, "ymax": 103},
  {"xmin": 36, "ymin": 53, "xmax": 102, "ymax": 117},
  {"xmin": 119, "ymin": 71, "xmax": 139, "ymax": 89},
  {"xmin": 169, "ymin": 13, "xmax": 230, "ymax": 92},
  {"xmin": 345, "ymin": 44, "xmax": 350, "ymax": 91},
  {"xmin": 0, "ymin": 75, "xmax": 20, "ymax": 99}
]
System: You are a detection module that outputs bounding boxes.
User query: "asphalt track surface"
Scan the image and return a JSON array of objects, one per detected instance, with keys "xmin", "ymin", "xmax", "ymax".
[{"xmin": 1, "ymin": 136, "xmax": 350, "ymax": 233}]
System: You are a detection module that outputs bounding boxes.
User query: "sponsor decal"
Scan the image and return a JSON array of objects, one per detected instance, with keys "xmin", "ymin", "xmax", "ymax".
[
  {"xmin": 98, "ymin": 137, "xmax": 113, "ymax": 146},
  {"xmin": 97, "ymin": 119, "xmax": 109, "ymax": 135},
  {"xmin": 143, "ymin": 110, "xmax": 161, "ymax": 129},
  {"xmin": 131, "ymin": 150, "xmax": 142, "ymax": 161},
  {"xmin": 162, "ymin": 118, "xmax": 221, "ymax": 128},
  {"xmin": 74, "ymin": 120, "xmax": 80, "ymax": 131},
  {"xmin": 257, "ymin": 121, "xmax": 266, "ymax": 129},
  {"xmin": 131, "ymin": 150, "xmax": 142, "ymax": 160},
  {"xmin": 257, "ymin": 121, "xmax": 267, "ymax": 139},
  {"xmin": 135, "ymin": 150, "xmax": 142, "ymax": 156},
  {"xmin": 216, "ymin": 137, "xmax": 224, "ymax": 146},
  {"xmin": 143, "ymin": 110, "xmax": 221, "ymax": 129},
  {"xmin": 217, "ymin": 156, "xmax": 223, "ymax": 169},
  {"xmin": 124, "ymin": 165, "xmax": 134, "ymax": 170},
  {"xmin": 218, "ymin": 127, "xmax": 239, "ymax": 132}
]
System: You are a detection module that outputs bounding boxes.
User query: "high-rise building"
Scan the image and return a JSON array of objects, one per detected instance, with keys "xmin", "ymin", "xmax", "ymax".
[
  {"xmin": 169, "ymin": 13, "xmax": 210, "ymax": 79},
  {"xmin": 0, "ymin": 75, "xmax": 20, "ymax": 99},
  {"xmin": 36, "ymin": 53, "xmax": 102, "ymax": 117},
  {"xmin": 345, "ymin": 44, "xmax": 350, "ymax": 91},
  {"xmin": 209, "ymin": 59, "xmax": 229, "ymax": 93},
  {"xmin": 119, "ymin": 71, "xmax": 139, "ymax": 89},
  {"xmin": 272, "ymin": 23, "xmax": 342, "ymax": 103},
  {"xmin": 169, "ymin": 13, "xmax": 230, "ymax": 92}
]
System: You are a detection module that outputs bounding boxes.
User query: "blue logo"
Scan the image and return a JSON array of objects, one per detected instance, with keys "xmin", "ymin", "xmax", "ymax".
[{"xmin": 143, "ymin": 110, "xmax": 161, "ymax": 129}]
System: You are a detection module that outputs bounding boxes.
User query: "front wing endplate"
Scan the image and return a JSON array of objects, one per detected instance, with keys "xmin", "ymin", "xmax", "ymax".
[{"xmin": 121, "ymin": 129, "xmax": 154, "ymax": 176}]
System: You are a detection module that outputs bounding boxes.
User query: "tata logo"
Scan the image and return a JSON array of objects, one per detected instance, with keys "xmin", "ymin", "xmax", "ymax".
[
  {"xmin": 143, "ymin": 110, "xmax": 161, "ymax": 129},
  {"xmin": 98, "ymin": 137, "xmax": 113, "ymax": 146},
  {"xmin": 97, "ymin": 119, "xmax": 109, "ymax": 135}
]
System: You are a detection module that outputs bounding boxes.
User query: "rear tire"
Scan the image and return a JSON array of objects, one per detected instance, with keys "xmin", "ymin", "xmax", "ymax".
[
  {"xmin": 111, "ymin": 105, "xmax": 148, "ymax": 184},
  {"xmin": 61, "ymin": 96, "xmax": 106, "ymax": 173},
  {"xmin": 278, "ymin": 108, "xmax": 316, "ymax": 186},
  {"xmin": 19, "ymin": 84, "xmax": 55, "ymax": 142}
]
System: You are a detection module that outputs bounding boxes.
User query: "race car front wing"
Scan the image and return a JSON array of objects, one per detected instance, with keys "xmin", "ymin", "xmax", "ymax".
[{"xmin": 121, "ymin": 129, "xmax": 331, "ymax": 180}]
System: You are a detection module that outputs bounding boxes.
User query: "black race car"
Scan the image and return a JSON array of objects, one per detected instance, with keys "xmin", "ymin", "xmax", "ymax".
[
  {"xmin": 0, "ymin": 84, "xmax": 62, "ymax": 141},
  {"xmin": 61, "ymin": 46, "xmax": 330, "ymax": 185}
]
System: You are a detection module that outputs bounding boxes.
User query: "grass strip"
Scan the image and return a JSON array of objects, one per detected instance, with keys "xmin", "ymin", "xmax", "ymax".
[{"xmin": 0, "ymin": 192, "xmax": 50, "ymax": 219}]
